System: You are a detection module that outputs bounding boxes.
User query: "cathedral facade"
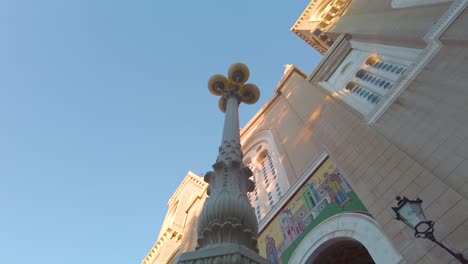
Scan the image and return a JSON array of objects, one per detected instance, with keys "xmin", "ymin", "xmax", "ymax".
[{"xmin": 144, "ymin": 0, "xmax": 468, "ymax": 263}]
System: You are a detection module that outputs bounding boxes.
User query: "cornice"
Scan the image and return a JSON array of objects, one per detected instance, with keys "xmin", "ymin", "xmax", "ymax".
[
  {"xmin": 291, "ymin": 0, "xmax": 327, "ymax": 54},
  {"xmin": 240, "ymin": 66, "xmax": 306, "ymax": 140},
  {"xmin": 275, "ymin": 65, "xmax": 308, "ymax": 93},
  {"xmin": 307, "ymin": 33, "xmax": 352, "ymax": 83},
  {"xmin": 143, "ymin": 173, "xmax": 208, "ymax": 264},
  {"xmin": 292, "ymin": 30, "xmax": 328, "ymax": 54},
  {"xmin": 291, "ymin": 0, "xmax": 321, "ymax": 32},
  {"xmin": 291, "ymin": 0, "xmax": 353, "ymax": 54},
  {"xmin": 142, "ymin": 227, "xmax": 183, "ymax": 264},
  {"xmin": 167, "ymin": 171, "xmax": 207, "ymax": 207}
]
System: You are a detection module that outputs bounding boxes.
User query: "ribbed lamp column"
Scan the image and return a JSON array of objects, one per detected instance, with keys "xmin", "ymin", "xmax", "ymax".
[
  {"xmin": 221, "ymin": 95, "xmax": 241, "ymax": 143},
  {"xmin": 176, "ymin": 63, "xmax": 268, "ymax": 264}
]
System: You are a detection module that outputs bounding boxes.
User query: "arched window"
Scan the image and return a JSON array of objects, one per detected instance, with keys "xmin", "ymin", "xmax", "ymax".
[
  {"xmin": 355, "ymin": 69, "xmax": 365, "ymax": 78},
  {"xmin": 337, "ymin": 54, "xmax": 407, "ymax": 114},
  {"xmin": 365, "ymin": 56, "xmax": 379, "ymax": 66},
  {"xmin": 356, "ymin": 71, "xmax": 393, "ymax": 91},
  {"xmin": 370, "ymin": 60, "xmax": 406, "ymax": 76},
  {"xmin": 318, "ymin": 41, "xmax": 420, "ymax": 118},
  {"xmin": 242, "ymin": 130, "xmax": 290, "ymax": 223},
  {"xmin": 343, "ymin": 81, "xmax": 382, "ymax": 112},
  {"xmin": 344, "ymin": 82, "xmax": 357, "ymax": 91}
]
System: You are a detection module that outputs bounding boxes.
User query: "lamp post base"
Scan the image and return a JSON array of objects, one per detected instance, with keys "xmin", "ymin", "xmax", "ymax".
[{"xmin": 175, "ymin": 244, "xmax": 269, "ymax": 264}]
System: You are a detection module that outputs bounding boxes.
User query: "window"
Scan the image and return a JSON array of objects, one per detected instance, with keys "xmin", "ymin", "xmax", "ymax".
[
  {"xmin": 344, "ymin": 56, "xmax": 406, "ymax": 112},
  {"xmin": 242, "ymin": 130, "xmax": 290, "ymax": 223},
  {"xmin": 320, "ymin": 41, "xmax": 420, "ymax": 116}
]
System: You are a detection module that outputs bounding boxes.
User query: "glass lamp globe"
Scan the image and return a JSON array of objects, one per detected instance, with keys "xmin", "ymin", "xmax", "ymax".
[{"xmin": 392, "ymin": 196, "xmax": 431, "ymax": 234}]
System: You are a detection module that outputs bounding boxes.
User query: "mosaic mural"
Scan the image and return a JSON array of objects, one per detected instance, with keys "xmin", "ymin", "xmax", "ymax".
[{"xmin": 258, "ymin": 158, "xmax": 368, "ymax": 263}]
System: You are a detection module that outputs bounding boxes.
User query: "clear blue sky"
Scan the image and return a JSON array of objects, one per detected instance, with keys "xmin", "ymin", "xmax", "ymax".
[{"xmin": 0, "ymin": 1, "xmax": 321, "ymax": 263}]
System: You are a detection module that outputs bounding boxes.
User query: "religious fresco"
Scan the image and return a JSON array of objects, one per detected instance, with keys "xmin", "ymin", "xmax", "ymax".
[{"xmin": 257, "ymin": 158, "xmax": 368, "ymax": 264}]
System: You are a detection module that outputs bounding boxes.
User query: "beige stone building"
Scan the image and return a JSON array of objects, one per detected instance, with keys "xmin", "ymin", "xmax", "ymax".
[
  {"xmin": 143, "ymin": 172, "xmax": 208, "ymax": 264},
  {"xmin": 144, "ymin": 0, "xmax": 468, "ymax": 263}
]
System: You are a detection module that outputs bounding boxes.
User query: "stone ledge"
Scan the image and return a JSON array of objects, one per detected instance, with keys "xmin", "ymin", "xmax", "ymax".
[{"xmin": 176, "ymin": 244, "xmax": 269, "ymax": 264}]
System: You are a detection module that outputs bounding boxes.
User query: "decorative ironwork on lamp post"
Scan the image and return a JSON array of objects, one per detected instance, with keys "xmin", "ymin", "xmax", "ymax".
[
  {"xmin": 176, "ymin": 63, "xmax": 268, "ymax": 264},
  {"xmin": 392, "ymin": 196, "xmax": 468, "ymax": 264}
]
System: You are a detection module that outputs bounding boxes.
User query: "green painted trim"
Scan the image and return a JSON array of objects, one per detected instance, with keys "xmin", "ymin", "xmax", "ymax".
[{"xmin": 280, "ymin": 192, "xmax": 368, "ymax": 263}]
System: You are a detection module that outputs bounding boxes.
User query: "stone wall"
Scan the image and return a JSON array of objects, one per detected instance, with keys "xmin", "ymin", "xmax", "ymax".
[
  {"xmin": 241, "ymin": 71, "xmax": 326, "ymax": 185},
  {"xmin": 332, "ymin": 1, "xmax": 450, "ymax": 47},
  {"xmin": 241, "ymin": 63, "xmax": 468, "ymax": 262},
  {"xmin": 279, "ymin": 1, "xmax": 468, "ymax": 261}
]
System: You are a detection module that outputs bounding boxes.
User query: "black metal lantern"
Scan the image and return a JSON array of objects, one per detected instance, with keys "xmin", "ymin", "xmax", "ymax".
[
  {"xmin": 392, "ymin": 196, "xmax": 434, "ymax": 238},
  {"xmin": 392, "ymin": 196, "xmax": 468, "ymax": 264}
]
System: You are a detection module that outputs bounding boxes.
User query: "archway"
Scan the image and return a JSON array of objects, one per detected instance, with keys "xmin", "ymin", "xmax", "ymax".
[
  {"xmin": 306, "ymin": 238, "xmax": 375, "ymax": 264},
  {"xmin": 289, "ymin": 213, "xmax": 402, "ymax": 264}
]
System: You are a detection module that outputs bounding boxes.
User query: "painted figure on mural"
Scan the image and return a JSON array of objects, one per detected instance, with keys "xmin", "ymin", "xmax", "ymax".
[
  {"xmin": 265, "ymin": 236, "xmax": 281, "ymax": 264},
  {"xmin": 324, "ymin": 171, "xmax": 350, "ymax": 206}
]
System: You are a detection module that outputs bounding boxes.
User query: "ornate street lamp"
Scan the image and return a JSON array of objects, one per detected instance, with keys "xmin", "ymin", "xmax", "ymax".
[
  {"xmin": 176, "ymin": 63, "xmax": 268, "ymax": 264},
  {"xmin": 392, "ymin": 196, "xmax": 468, "ymax": 264}
]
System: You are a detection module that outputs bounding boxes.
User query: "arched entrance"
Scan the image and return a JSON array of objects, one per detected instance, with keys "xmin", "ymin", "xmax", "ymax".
[
  {"xmin": 306, "ymin": 238, "xmax": 375, "ymax": 264},
  {"xmin": 289, "ymin": 213, "xmax": 402, "ymax": 264}
]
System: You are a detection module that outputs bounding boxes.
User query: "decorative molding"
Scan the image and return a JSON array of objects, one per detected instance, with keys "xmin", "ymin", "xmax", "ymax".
[
  {"xmin": 241, "ymin": 129, "xmax": 291, "ymax": 222},
  {"xmin": 291, "ymin": 0, "xmax": 353, "ymax": 54},
  {"xmin": 350, "ymin": 40, "xmax": 422, "ymax": 62},
  {"xmin": 258, "ymin": 152, "xmax": 329, "ymax": 232},
  {"xmin": 308, "ymin": 34, "xmax": 353, "ymax": 83},
  {"xmin": 167, "ymin": 171, "xmax": 207, "ymax": 207},
  {"xmin": 366, "ymin": 0, "xmax": 467, "ymax": 124},
  {"xmin": 291, "ymin": 0, "xmax": 326, "ymax": 53},
  {"xmin": 143, "ymin": 227, "xmax": 183, "ymax": 264},
  {"xmin": 142, "ymin": 172, "xmax": 207, "ymax": 264},
  {"xmin": 176, "ymin": 244, "xmax": 269, "ymax": 264},
  {"xmin": 425, "ymin": 0, "xmax": 466, "ymax": 41},
  {"xmin": 240, "ymin": 66, "xmax": 306, "ymax": 140},
  {"xmin": 308, "ymin": 39, "xmax": 424, "ymax": 117},
  {"xmin": 289, "ymin": 213, "xmax": 403, "ymax": 264},
  {"xmin": 293, "ymin": 30, "xmax": 329, "ymax": 54}
]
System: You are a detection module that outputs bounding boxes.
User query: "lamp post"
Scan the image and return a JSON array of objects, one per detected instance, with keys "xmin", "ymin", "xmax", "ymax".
[
  {"xmin": 392, "ymin": 196, "xmax": 468, "ymax": 264},
  {"xmin": 176, "ymin": 63, "xmax": 268, "ymax": 264}
]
